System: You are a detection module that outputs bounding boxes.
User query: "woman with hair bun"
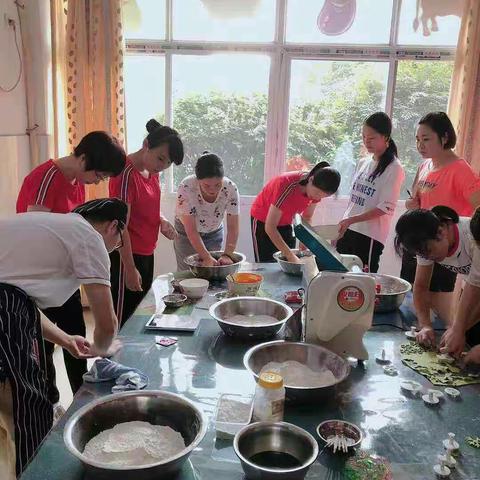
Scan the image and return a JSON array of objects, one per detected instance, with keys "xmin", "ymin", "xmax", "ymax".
[
  {"xmin": 109, "ymin": 119, "xmax": 184, "ymax": 325},
  {"xmin": 395, "ymin": 205, "xmax": 480, "ymax": 353},
  {"xmin": 251, "ymin": 161, "xmax": 341, "ymax": 263},
  {"xmin": 174, "ymin": 151, "xmax": 240, "ymax": 270},
  {"xmin": 336, "ymin": 112, "xmax": 405, "ymax": 273}
]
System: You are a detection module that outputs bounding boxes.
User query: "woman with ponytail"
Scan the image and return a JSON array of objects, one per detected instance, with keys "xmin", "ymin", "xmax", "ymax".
[
  {"xmin": 174, "ymin": 151, "xmax": 240, "ymax": 270},
  {"xmin": 251, "ymin": 161, "xmax": 341, "ymax": 263},
  {"xmin": 109, "ymin": 119, "xmax": 184, "ymax": 325},
  {"xmin": 337, "ymin": 112, "xmax": 405, "ymax": 272},
  {"xmin": 394, "ymin": 206, "xmax": 480, "ymax": 356}
]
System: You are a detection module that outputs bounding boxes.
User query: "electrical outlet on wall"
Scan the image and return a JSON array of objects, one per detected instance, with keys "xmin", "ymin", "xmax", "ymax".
[{"xmin": 3, "ymin": 13, "xmax": 15, "ymax": 28}]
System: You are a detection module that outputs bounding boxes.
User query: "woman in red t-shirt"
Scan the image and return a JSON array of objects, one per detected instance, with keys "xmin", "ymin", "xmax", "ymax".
[
  {"xmin": 251, "ymin": 162, "xmax": 341, "ymax": 263},
  {"xmin": 109, "ymin": 119, "xmax": 184, "ymax": 325},
  {"xmin": 401, "ymin": 112, "xmax": 480, "ymax": 346},
  {"xmin": 15, "ymin": 131, "xmax": 126, "ymax": 405}
]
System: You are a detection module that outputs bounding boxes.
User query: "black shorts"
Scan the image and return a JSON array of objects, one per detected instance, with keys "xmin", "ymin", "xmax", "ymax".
[
  {"xmin": 400, "ymin": 251, "xmax": 457, "ymax": 292},
  {"xmin": 336, "ymin": 229, "xmax": 384, "ymax": 273}
]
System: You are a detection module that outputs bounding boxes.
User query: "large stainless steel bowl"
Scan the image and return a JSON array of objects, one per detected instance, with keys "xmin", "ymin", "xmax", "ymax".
[
  {"xmin": 184, "ymin": 251, "xmax": 246, "ymax": 281},
  {"xmin": 234, "ymin": 422, "xmax": 319, "ymax": 480},
  {"xmin": 63, "ymin": 391, "xmax": 207, "ymax": 480},
  {"xmin": 209, "ymin": 297, "xmax": 293, "ymax": 340},
  {"xmin": 370, "ymin": 273, "xmax": 411, "ymax": 313},
  {"xmin": 273, "ymin": 250, "xmax": 312, "ymax": 276},
  {"xmin": 244, "ymin": 341, "xmax": 350, "ymax": 403}
]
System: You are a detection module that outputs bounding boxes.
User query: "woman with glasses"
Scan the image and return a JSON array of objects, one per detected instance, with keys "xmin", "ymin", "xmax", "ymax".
[
  {"xmin": 15, "ymin": 131, "xmax": 126, "ymax": 413},
  {"xmin": 109, "ymin": 119, "xmax": 184, "ymax": 326}
]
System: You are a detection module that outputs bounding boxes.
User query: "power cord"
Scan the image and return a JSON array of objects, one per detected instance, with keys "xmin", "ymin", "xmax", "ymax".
[{"xmin": 0, "ymin": 12, "xmax": 23, "ymax": 92}]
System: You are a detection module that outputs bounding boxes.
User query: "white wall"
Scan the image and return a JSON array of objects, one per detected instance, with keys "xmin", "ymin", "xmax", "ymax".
[
  {"xmin": 0, "ymin": 0, "xmax": 30, "ymax": 216},
  {"xmin": 154, "ymin": 194, "xmax": 405, "ymax": 276}
]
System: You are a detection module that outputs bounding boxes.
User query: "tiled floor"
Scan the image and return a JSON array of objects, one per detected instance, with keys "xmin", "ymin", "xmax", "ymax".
[{"xmin": 51, "ymin": 309, "xmax": 95, "ymax": 409}]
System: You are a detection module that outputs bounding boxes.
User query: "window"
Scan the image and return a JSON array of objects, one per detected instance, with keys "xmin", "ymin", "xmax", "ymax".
[
  {"xmin": 288, "ymin": 61, "xmax": 389, "ymax": 195},
  {"xmin": 393, "ymin": 60, "xmax": 454, "ymax": 193},
  {"xmin": 286, "ymin": 0, "xmax": 393, "ymax": 45},
  {"xmin": 124, "ymin": 55, "xmax": 165, "ymax": 152},
  {"xmin": 172, "ymin": 53, "xmax": 270, "ymax": 195},
  {"xmin": 123, "ymin": 0, "xmax": 461, "ymax": 198},
  {"xmin": 123, "ymin": 0, "xmax": 166, "ymax": 40},
  {"xmin": 397, "ymin": 0, "xmax": 462, "ymax": 46},
  {"xmin": 173, "ymin": 0, "xmax": 276, "ymax": 42}
]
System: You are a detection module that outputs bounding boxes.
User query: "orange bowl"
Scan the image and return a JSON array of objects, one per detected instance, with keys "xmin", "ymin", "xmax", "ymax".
[
  {"xmin": 231, "ymin": 273, "xmax": 263, "ymax": 284},
  {"xmin": 227, "ymin": 273, "xmax": 263, "ymax": 296}
]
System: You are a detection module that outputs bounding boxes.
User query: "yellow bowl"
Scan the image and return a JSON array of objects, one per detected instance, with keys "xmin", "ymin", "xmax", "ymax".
[{"xmin": 227, "ymin": 273, "xmax": 263, "ymax": 296}]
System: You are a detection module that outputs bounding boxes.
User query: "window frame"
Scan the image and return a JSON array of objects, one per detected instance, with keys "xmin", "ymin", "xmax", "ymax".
[{"xmin": 125, "ymin": 0, "xmax": 457, "ymax": 197}]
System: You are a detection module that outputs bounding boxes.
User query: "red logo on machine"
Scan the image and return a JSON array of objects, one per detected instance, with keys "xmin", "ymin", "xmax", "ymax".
[{"xmin": 337, "ymin": 286, "xmax": 365, "ymax": 312}]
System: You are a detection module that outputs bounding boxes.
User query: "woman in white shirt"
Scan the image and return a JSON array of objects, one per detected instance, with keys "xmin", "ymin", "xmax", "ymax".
[
  {"xmin": 337, "ymin": 112, "xmax": 405, "ymax": 272},
  {"xmin": 394, "ymin": 205, "xmax": 480, "ymax": 361},
  {"xmin": 174, "ymin": 152, "xmax": 240, "ymax": 270}
]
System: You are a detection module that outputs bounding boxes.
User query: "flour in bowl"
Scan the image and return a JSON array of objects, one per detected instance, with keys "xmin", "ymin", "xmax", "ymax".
[
  {"xmin": 83, "ymin": 421, "xmax": 185, "ymax": 466},
  {"xmin": 225, "ymin": 314, "xmax": 278, "ymax": 326},
  {"xmin": 261, "ymin": 360, "xmax": 336, "ymax": 388}
]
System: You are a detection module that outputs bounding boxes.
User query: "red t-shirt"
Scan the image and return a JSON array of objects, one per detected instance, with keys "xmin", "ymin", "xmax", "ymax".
[
  {"xmin": 416, "ymin": 158, "xmax": 480, "ymax": 216},
  {"xmin": 16, "ymin": 159, "xmax": 85, "ymax": 213},
  {"xmin": 251, "ymin": 171, "xmax": 316, "ymax": 226},
  {"xmin": 109, "ymin": 160, "xmax": 161, "ymax": 256}
]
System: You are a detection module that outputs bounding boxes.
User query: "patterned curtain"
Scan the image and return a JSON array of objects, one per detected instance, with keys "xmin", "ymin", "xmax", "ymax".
[
  {"xmin": 448, "ymin": 0, "xmax": 480, "ymax": 171},
  {"xmin": 51, "ymin": 0, "xmax": 125, "ymax": 199}
]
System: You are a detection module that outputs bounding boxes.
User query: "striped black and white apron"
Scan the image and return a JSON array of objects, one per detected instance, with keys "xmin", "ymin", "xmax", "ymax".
[{"xmin": 0, "ymin": 283, "xmax": 53, "ymax": 475}]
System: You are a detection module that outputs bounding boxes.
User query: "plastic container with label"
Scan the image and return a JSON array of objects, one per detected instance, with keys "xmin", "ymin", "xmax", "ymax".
[
  {"xmin": 215, "ymin": 393, "xmax": 253, "ymax": 439},
  {"xmin": 252, "ymin": 372, "xmax": 285, "ymax": 422}
]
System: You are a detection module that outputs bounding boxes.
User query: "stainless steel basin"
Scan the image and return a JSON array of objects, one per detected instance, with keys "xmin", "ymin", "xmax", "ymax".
[
  {"xmin": 184, "ymin": 250, "xmax": 246, "ymax": 281},
  {"xmin": 273, "ymin": 249, "xmax": 312, "ymax": 276},
  {"xmin": 371, "ymin": 273, "xmax": 411, "ymax": 313},
  {"xmin": 244, "ymin": 341, "xmax": 350, "ymax": 403},
  {"xmin": 234, "ymin": 421, "xmax": 319, "ymax": 480},
  {"xmin": 63, "ymin": 391, "xmax": 207, "ymax": 480},
  {"xmin": 209, "ymin": 296, "xmax": 293, "ymax": 340}
]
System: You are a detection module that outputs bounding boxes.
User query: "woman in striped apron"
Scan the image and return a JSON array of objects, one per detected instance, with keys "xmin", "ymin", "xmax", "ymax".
[{"xmin": 0, "ymin": 198, "xmax": 126, "ymax": 477}]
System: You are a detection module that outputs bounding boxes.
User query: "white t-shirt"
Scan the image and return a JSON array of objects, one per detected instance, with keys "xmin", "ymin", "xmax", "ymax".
[
  {"xmin": 417, "ymin": 217, "xmax": 480, "ymax": 287},
  {"xmin": 175, "ymin": 175, "xmax": 240, "ymax": 233},
  {"xmin": 0, "ymin": 212, "xmax": 111, "ymax": 309},
  {"xmin": 343, "ymin": 156, "xmax": 405, "ymax": 244}
]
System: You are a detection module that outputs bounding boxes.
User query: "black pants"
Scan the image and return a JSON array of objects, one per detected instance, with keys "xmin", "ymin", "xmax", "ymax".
[
  {"xmin": 251, "ymin": 216, "xmax": 296, "ymax": 262},
  {"xmin": 336, "ymin": 229, "xmax": 384, "ymax": 273},
  {"xmin": 110, "ymin": 250, "xmax": 155, "ymax": 326},
  {"xmin": 42, "ymin": 290, "xmax": 86, "ymax": 403}
]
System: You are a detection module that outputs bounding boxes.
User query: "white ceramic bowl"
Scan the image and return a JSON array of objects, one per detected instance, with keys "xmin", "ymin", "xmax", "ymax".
[{"xmin": 179, "ymin": 278, "xmax": 209, "ymax": 299}]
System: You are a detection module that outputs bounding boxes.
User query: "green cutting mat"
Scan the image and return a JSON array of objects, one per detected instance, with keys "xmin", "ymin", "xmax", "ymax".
[{"xmin": 400, "ymin": 342, "xmax": 480, "ymax": 387}]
